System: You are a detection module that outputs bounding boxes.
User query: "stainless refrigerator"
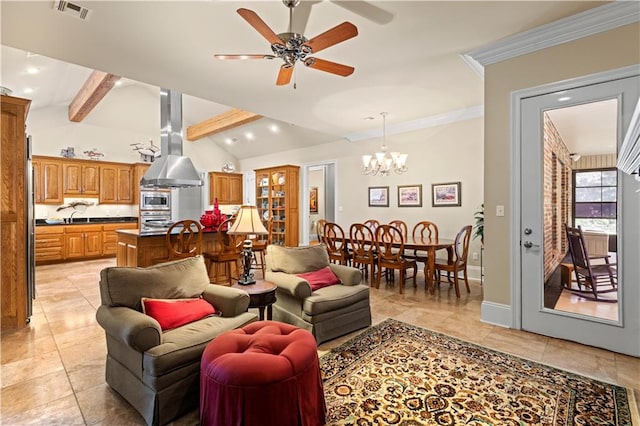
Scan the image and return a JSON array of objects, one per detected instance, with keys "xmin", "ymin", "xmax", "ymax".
[{"xmin": 26, "ymin": 135, "xmax": 35, "ymax": 320}]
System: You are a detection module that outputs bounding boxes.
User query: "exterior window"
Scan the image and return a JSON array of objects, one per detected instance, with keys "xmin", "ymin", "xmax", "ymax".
[{"xmin": 573, "ymin": 169, "xmax": 617, "ymax": 234}]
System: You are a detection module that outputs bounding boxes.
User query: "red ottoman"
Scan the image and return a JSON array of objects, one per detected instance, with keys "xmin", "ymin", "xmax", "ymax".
[{"xmin": 200, "ymin": 321, "xmax": 326, "ymax": 426}]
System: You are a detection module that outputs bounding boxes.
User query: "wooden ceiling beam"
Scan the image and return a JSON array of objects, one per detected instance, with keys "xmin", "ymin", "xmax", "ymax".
[
  {"xmin": 186, "ymin": 108, "xmax": 262, "ymax": 141},
  {"xmin": 68, "ymin": 70, "xmax": 121, "ymax": 122}
]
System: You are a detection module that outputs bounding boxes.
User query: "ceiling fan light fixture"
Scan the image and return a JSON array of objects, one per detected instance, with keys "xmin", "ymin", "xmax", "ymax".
[
  {"xmin": 215, "ymin": 1, "xmax": 358, "ymax": 86},
  {"xmin": 362, "ymin": 112, "xmax": 408, "ymax": 177}
]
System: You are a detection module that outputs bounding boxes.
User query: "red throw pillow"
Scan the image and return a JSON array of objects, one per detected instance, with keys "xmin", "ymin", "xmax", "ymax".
[
  {"xmin": 296, "ymin": 266, "xmax": 341, "ymax": 291},
  {"xmin": 141, "ymin": 297, "xmax": 216, "ymax": 331}
]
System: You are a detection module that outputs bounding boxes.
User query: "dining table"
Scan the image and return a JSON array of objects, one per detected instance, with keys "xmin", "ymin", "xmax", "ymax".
[
  {"xmin": 400, "ymin": 236, "xmax": 456, "ymax": 293},
  {"xmin": 341, "ymin": 232, "xmax": 456, "ymax": 293}
]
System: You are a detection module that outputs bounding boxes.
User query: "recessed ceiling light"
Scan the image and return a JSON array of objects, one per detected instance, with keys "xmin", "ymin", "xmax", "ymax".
[
  {"xmin": 269, "ymin": 124, "xmax": 279, "ymax": 133},
  {"xmin": 26, "ymin": 67, "xmax": 39, "ymax": 75},
  {"xmin": 558, "ymin": 96, "xmax": 571, "ymax": 102},
  {"xmin": 115, "ymin": 80, "xmax": 123, "ymax": 86},
  {"xmin": 363, "ymin": 116, "xmax": 375, "ymax": 120},
  {"xmin": 245, "ymin": 132, "xmax": 254, "ymax": 140},
  {"xmin": 23, "ymin": 87, "xmax": 34, "ymax": 94},
  {"xmin": 225, "ymin": 137, "xmax": 237, "ymax": 145}
]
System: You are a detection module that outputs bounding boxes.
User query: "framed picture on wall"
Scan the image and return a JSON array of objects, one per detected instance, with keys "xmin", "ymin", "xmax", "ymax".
[
  {"xmin": 432, "ymin": 182, "xmax": 461, "ymax": 207},
  {"xmin": 368, "ymin": 186, "xmax": 389, "ymax": 207},
  {"xmin": 397, "ymin": 185, "xmax": 422, "ymax": 207},
  {"xmin": 309, "ymin": 187, "xmax": 318, "ymax": 213}
]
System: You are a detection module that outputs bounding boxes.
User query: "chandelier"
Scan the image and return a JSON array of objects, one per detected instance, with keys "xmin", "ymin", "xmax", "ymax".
[{"xmin": 361, "ymin": 112, "xmax": 408, "ymax": 176}]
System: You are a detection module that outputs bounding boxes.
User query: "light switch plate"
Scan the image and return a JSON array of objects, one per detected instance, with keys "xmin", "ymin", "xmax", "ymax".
[{"xmin": 496, "ymin": 205, "xmax": 505, "ymax": 216}]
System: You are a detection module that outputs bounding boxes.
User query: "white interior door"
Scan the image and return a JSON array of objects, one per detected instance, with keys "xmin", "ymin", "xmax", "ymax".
[{"xmin": 520, "ymin": 74, "xmax": 640, "ymax": 356}]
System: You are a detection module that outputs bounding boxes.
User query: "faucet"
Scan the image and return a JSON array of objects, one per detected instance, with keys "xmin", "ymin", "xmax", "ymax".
[{"xmin": 69, "ymin": 210, "xmax": 80, "ymax": 224}]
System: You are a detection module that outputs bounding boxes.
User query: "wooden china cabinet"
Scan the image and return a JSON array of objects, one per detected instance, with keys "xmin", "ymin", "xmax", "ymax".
[{"xmin": 255, "ymin": 165, "xmax": 299, "ymax": 247}]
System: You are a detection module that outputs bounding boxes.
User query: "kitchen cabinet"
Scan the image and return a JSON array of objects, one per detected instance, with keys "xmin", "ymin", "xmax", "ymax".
[
  {"xmin": 132, "ymin": 162, "xmax": 151, "ymax": 205},
  {"xmin": 35, "ymin": 226, "xmax": 65, "ymax": 262},
  {"xmin": 33, "ymin": 157, "xmax": 64, "ymax": 204},
  {"xmin": 63, "ymin": 161, "xmax": 100, "ymax": 196},
  {"xmin": 209, "ymin": 171, "xmax": 243, "ymax": 205},
  {"xmin": 1, "ymin": 94, "xmax": 30, "ymax": 330},
  {"xmin": 65, "ymin": 225, "xmax": 103, "ymax": 259},
  {"xmin": 100, "ymin": 164, "xmax": 133, "ymax": 204},
  {"xmin": 255, "ymin": 165, "xmax": 299, "ymax": 247}
]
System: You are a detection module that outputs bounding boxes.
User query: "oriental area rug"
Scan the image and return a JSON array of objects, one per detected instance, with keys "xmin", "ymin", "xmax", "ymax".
[{"xmin": 320, "ymin": 319, "xmax": 637, "ymax": 425}]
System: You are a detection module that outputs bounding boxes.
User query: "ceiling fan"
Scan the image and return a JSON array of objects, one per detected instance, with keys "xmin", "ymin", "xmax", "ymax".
[{"xmin": 215, "ymin": 0, "xmax": 358, "ymax": 86}]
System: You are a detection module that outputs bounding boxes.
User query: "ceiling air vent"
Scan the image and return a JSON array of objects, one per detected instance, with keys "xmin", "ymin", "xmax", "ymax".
[{"xmin": 52, "ymin": 1, "xmax": 92, "ymax": 20}]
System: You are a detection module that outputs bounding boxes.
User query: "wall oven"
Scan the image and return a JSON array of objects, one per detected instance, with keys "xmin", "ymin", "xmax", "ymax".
[{"xmin": 140, "ymin": 191, "xmax": 171, "ymax": 211}]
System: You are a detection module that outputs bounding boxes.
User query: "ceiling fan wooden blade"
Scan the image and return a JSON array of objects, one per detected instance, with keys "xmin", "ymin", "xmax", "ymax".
[
  {"xmin": 237, "ymin": 8, "xmax": 282, "ymax": 46},
  {"xmin": 304, "ymin": 57, "xmax": 354, "ymax": 77},
  {"xmin": 276, "ymin": 65, "xmax": 294, "ymax": 86},
  {"xmin": 304, "ymin": 22, "xmax": 358, "ymax": 54},
  {"xmin": 214, "ymin": 54, "xmax": 276, "ymax": 60}
]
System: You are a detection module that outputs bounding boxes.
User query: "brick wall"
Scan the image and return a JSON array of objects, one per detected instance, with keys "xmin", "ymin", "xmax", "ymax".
[{"xmin": 543, "ymin": 113, "xmax": 572, "ymax": 280}]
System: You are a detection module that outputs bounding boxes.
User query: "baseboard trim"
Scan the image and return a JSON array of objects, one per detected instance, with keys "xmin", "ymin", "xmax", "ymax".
[{"xmin": 481, "ymin": 301, "xmax": 512, "ymax": 328}]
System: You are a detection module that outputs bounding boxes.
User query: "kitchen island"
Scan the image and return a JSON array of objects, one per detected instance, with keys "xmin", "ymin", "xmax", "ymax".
[{"xmin": 116, "ymin": 228, "xmax": 231, "ymax": 283}]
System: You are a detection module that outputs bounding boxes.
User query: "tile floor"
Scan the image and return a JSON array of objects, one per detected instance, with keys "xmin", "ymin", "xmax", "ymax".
[{"xmin": 1, "ymin": 258, "xmax": 638, "ymax": 425}]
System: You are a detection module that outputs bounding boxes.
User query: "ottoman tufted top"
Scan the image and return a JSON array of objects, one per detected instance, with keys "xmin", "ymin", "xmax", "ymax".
[{"xmin": 201, "ymin": 321, "xmax": 319, "ymax": 386}]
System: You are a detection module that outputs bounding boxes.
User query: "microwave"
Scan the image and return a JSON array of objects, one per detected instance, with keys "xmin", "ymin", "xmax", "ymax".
[{"xmin": 140, "ymin": 191, "xmax": 171, "ymax": 211}]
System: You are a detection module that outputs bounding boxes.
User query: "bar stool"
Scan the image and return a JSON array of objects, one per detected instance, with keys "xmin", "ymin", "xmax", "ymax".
[
  {"xmin": 165, "ymin": 220, "xmax": 202, "ymax": 260},
  {"xmin": 202, "ymin": 218, "xmax": 243, "ymax": 285}
]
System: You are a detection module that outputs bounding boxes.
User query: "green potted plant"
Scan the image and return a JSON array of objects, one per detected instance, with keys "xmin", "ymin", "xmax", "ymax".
[{"xmin": 473, "ymin": 204, "xmax": 484, "ymax": 245}]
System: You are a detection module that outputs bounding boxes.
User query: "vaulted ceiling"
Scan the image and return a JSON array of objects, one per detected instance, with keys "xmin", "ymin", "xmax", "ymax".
[{"xmin": 1, "ymin": 1, "xmax": 608, "ymax": 159}]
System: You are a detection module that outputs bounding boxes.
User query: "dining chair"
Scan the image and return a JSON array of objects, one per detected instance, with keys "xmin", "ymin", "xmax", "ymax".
[
  {"xmin": 349, "ymin": 223, "xmax": 378, "ymax": 283},
  {"xmin": 375, "ymin": 225, "xmax": 417, "ymax": 294},
  {"xmin": 165, "ymin": 220, "xmax": 203, "ymax": 260},
  {"xmin": 363, "ymin": 219, "xmax": 380, "ymax": 235},
  {"xmin": 389, "ymin": 220, "xmax": 408, "ymax": 239},
  {"xmin": 251, "ymin": 217, "xmax": 273, "ymax": 278},
  {"xmin": 322, "ymin": 222, "xmax": 351, "ymax": 265},
  {"xmin": 434, "ymin": 225, "xmax": 472, "ymax": 298},
  {"xmin": 565, "ymin": 224, "xmax": 617, "ymax": 302},
  {"xmin": 316, "ymin": 218, "xmax": 327, "ymax": 243},
  {"xmin": 408, "ymin": 221, "xmax": 440, "ymax": 275},
  {"xmin": 202, "ymin": 218, "xmax": 244, "ymax": 285}
]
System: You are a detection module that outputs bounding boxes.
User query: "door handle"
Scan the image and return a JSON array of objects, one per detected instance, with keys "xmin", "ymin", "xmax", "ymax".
[{"xmin": 523, "ymin": 241, "xmax": 540, "ymax": 249}]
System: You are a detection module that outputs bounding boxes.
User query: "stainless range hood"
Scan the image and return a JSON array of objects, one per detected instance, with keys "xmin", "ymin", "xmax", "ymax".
[{"xmin": 140, "ymin": 88, "xmax": 203, "ymax": 188}]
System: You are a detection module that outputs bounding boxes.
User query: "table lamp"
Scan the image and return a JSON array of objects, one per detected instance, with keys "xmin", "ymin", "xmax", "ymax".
[{"xmin": 226, "ymin": 205, "xmax": 268, "ymax": 285}]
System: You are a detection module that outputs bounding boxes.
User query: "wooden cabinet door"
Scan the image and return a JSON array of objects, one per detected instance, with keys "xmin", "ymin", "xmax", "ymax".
[
  {"xmin": 132, "ymin": 163, "xmax": 151, "ymax": 204},
  {"xmin": 209, "ymin": 172, "xmax": 243, "ymax": 205},
  {"xmin": 1, "ymin": 95, "xmax": 30, "ymax": 330},
  {"xmin": 229, "ymin": 174, "xmax": 243, "ymax": 204},
  {"xmin": 84, "ymin": 231, "xmax": 102, "ymax": 257},
  {"xmin": 117, "ymin": 165, "xmax": 133, "ymax": 203},
  {"xmin": 65, "ymin": 233, "xmax": 85, "ymax": 258},
  {"xmin": 33, "ymin": 158, "xmax": 68, "ymax": 204},
  {"xmin": 41, "ymin": 159, "xmax": 63, "ymax": 204},
  {"xmin": 63, "ymin": 162, "xmax": 83, "ymax": 195},
  {"xmin": 99, "ymin": 166, "xmax": 117, "ymax": 204},
  {"xmin": 101, "ymin": 165, "xmax": 133, "ymax": 204},
  {"xmin": 82, "ymin": 164, "xmax": 100, "ymax": 195},
  {"xmin": 33, "ymin": 159, "xmax": 43, "ymax": 203}
]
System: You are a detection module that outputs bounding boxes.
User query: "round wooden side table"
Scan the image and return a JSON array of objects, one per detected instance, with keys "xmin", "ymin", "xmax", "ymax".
[{"xmin": 232, "ymin": 280, "xmax": 277, "ymax": 320}]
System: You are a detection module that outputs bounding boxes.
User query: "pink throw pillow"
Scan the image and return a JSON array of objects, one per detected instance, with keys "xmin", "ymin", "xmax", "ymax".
[
  {"xmin": 141, "ymin": 297, "xmax": 216, "ymax": 331},
  {"xmin": 296, "ymin": 266, "xmax": 341, "ymax": 291}
]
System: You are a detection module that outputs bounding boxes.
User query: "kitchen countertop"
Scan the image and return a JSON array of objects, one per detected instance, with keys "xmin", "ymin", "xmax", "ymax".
[
  {"xmin": 36, "ymin": 217, "xmax": 138, "ymax": 226},
  {"xmin": 118, "ymin": 227, "xmax": 221, "ymax": 237}
]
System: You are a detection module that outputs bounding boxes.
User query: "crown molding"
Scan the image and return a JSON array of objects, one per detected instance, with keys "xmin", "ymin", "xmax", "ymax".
[
  {"xmin": 344, "ymin": 105, "xmax": 484, "ymax": 142},
  {"xmin": 466, "ymin": 2, "xmax": 640, "ymax": 68}
]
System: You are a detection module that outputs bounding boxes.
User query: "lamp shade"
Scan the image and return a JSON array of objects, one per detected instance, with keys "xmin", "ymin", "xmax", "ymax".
[{"xmin": 227, "ymin": 205, "xmax": 268, "ymax": 235}]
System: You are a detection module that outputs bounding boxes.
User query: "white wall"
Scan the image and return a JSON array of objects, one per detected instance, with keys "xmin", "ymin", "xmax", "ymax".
[
  {"xmin": 241, "ymin": 117, "xmax": 484, "ymax": 265},
  {"xmin": 27, "ymin": 84, "xmax": 238, "ymax": 169}
]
